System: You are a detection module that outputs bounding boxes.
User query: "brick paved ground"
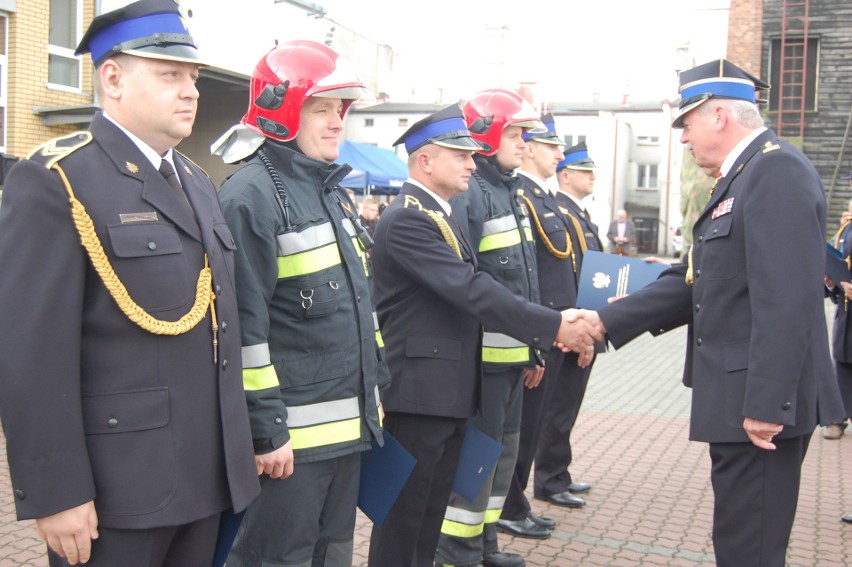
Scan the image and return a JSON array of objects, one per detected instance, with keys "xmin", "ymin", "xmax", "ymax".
[{"xmin": 3, "ymin": 305, "xmax": 852, "ymax": 566}]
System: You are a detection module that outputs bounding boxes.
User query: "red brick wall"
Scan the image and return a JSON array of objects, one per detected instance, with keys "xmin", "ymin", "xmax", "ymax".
[{"xmin": 727, "ymin": 0, "xmax": 764, "ymax": 77}]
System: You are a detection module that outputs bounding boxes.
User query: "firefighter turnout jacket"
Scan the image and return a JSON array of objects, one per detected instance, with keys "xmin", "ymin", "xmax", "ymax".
[
  {"xmin": 451, "ymin": 155, "xmax": 541, "ymax": 371},
  {"xmin": 219, "ymin": 141, "xmax": 388, "ymax": 464}
]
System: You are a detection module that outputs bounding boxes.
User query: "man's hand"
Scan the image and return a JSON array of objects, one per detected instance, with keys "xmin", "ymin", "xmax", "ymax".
[
  {"xmin": 840, "ymin": 281, "xmax": 852, "ymax": 299},
  {"xmin": 523, "ymin": 364, "xmax": 545, "ymax": 389},
  {"xmin": 743, "ymin": 417, "xmax": 783, "ymax": 450},
  {"xmin": 554, "ymin": 309, "xmax": 602, "ymax": 354},
  {"xmin": 35, "ymin": 501, "xmax": 99, "ymax": 565},
  {"xmin": 256, "ymin": 440, "xmax": 295, "ymax": 479}
]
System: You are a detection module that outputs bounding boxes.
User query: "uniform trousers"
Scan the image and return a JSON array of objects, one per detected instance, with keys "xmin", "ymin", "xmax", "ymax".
[
  {"xmin": 47, "ymin": 512, "xmax": 220, "ymax": 567},
  {"xmin": 501, "ymin": 350, "xmax": 572, "ymax": 521},
  {"xmin": 534, "ymin": 354, "xmax": 593, "ymax": 497},
  {"xmin": 228, "ymin": 452, "xmax": 360, "ymax": 567},
  {"xmin": 833, "ymin": 361, "xmax": 852, "ymax": 417},
  {"xmin": 368, "ymin": 412, "xmax": 468, "ymax": 567},
  {"xmin": 709, "ymin": 433, "xmax": 811, "ymax": 567},
  {"xmin": 435, "ymin": 368, "xmax": 525, "ymax": 566}
]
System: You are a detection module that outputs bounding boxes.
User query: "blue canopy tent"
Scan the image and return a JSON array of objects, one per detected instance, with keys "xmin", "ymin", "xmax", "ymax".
[{"xmin": 338, "ymin": 140, "xmax": 407, "ymax": 195}]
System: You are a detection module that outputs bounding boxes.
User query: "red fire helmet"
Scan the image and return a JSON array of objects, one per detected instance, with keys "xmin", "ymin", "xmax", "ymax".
[
  {"xmin": 242, "ymin": 39, "xmax": 366, "ymax": 142},
  {"xmin": 462, "ymin": 89, "xmax": 544, "ymax": 156}
]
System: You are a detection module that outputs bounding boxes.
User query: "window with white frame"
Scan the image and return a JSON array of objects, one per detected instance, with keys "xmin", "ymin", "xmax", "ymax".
[
  {"xmin": 364, "ymin": 118, "xmax": 374, "ymax": 127},
  {"xmin": 637, "ymin": 164, "xmax": 658, "ymax": 189},
  {"xmin": 48, "ymin": 0, "xmax": 82, "ymax": 90}
]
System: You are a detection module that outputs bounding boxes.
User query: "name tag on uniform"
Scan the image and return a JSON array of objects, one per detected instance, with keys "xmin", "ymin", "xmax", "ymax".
[
  {"xmin": 543, "ymin": 212, "xmax": 556, "ymax": 218},
  {"xmin": 119, "ymin": 212, "xmax": 159, "ymax": 224}
]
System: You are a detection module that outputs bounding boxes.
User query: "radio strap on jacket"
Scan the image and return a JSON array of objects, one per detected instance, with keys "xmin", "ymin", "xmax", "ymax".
[
  {"xmin": 516, "ymin": 191, "xmax": 575, "ymax": 271},
  {"xmin": 52, "ymin": 164, "xmax": 219, "ymax": 358}
]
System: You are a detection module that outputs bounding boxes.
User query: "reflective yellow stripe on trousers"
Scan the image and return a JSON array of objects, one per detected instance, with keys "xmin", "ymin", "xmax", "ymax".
[{"xmin": 441, "ymin": 506, "xmax": 485, "ymax": 538}]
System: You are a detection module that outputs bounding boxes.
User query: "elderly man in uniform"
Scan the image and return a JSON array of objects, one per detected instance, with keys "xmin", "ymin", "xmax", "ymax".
[
  {"xmin": 575, "ymin": 59, "xmax": 844, "ymax": 567},
  {"xmin": 367, "ymin": 104, "xmax": 601, "ymax": 567},
  {"xmin": 213, "ymin": 40, "xmax": 389, "ymax": 567},
  {"xmin": 0, "ymin": 1, "xmax": 260, "ymax": 565}
]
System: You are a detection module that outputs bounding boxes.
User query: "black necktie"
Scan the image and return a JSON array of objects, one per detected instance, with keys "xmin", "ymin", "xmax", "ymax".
[
  {"xmin": 584, "ymin": 208, "xmax": 592, "ymax": 223},
  {"xmin": 159, "ymin": 160, "xmax": 191, "ymax": 210}
]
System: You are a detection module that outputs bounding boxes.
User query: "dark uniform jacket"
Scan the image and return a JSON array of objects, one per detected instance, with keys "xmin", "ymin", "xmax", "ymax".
[
  {"xmin": 555, "ymin": 192, "xmax": 604, "ymax": 253},
  {"xmin": 371, "ymin": 183, "xmax": 563, "ymax": 419},
  {"xmin": 451, "ymin": 156, "xmax": 541, "ymax": 370},
  {"xmin": 0, "ymin": 113, "xmax": 259, "ymax": 528},
  {"xmin": 515, "ymin": 175, "xmax": 580, "ymax": 311},
  {"xmin": 219, "ymin": 141, "xmax": 387, "ymax": 464},
  {"xmin": 599, "ymin": 129, "xmax": 844, "ymax": 442},
  {"xmin": 831, "ymin": 222, "xmax": 852, "ymax": 363}
]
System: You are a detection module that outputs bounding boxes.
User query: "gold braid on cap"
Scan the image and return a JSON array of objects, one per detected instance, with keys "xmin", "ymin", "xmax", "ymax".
[
  {"xmin": 516, "ymin": 191, "xmax": 575, "ymax": 271},
  {"xmin": 403, "ymin": 194, "xmax": 461, "ymax": 258},
  {"xmin": 53, "ymin": 163, "xmax": 217, "ymax": 337}
]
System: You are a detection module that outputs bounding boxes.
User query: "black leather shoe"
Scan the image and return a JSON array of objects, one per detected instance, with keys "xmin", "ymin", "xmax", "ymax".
[
  {"xmin": 567, "ymin": 482, "xmax": 592, "ymax": 494},
  {"xmin": 496, "ymin": 517, "xmax": 551, "ymax": 539},
  {"xmin": 527, "ymin": 511, "xmax": 556, "ymax": 529},
  {"xmin": 539, "ymin": 491, "xmax": 585, "ymax": 508},
  {"xmin": 482, "ymin": 551, "xmax": 526, "ymax": 567},
  {"xmin": 843, "ymin": 514, "xmax": 852, "ymax": 524}
]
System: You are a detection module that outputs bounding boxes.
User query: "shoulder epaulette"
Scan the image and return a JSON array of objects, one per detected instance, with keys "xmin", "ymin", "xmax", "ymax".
[
  {"xmin": 175, "ymin": 150, "xmax": 211, "ymax": 179},
  {"xmin": 27, "ymin": 131, "xmax": 92, "ymax": 169},
  {"xmin": 763, "ymin": 141, "xmax": 781, "ymax": 153}
]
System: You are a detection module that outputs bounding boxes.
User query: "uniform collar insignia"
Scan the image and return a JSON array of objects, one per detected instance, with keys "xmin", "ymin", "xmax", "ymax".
[
  {"xmin": 125, "ymin": 161, "xmax": 139, "ymax": 174},
  {"xmin": 763, "ymin": 141, "xmax": 781, "ymax": 153},
  {"xmin": 182, "ymin": 165, "xmax": 193, "ymax": 176}
]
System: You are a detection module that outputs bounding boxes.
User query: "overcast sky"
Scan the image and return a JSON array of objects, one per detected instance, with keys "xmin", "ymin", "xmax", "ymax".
[
  {"xmin": 313, "ymin": 0, "xmax": 731, "ymax": 102},
  {"xmin": 104, "ymin": 0, "xmax": 731, "ymax": 103}
]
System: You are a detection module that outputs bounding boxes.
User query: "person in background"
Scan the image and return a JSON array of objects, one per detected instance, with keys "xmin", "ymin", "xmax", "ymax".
[
  {"xmin": 213, "ymin": 40, "xmax": 389, "ymax": 567},
  {"xmin": 0, "ymin": 1, "xmax": 259, "ymax": 565},
  {"xmin": 360, "ymin": 196, "xmax": 381, "ymax": 238},
  {"xmin": 532, "ymin": 141, "xmax": 605, "ymax": 508},
  {"xmin": 606, "ymin": 208, "xmax": 636, "ymax": 256}
]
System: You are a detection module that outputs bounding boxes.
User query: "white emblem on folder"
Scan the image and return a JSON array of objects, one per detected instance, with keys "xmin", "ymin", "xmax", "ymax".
[{"xmin": 592, "ymin": 272, "xmax": 611, "ymax": 289}]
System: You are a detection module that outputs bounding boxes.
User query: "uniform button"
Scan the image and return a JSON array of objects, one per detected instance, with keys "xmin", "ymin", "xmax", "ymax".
[
  {"xmin": 713, "ymin": 228, "xmax": 718, "ymax": 234},
  {"xmin": 695, "ymin": 269, "xmax": 701, "ymax": 278},
  {"xmin": 13, "ymin": 489, "xmax": 25, "ymax": 500},
  {"xmin": 274, "ymin": 417, "xmax": 282, "ymax": 425},
  {"xmin": 782, "ymin": 402, "xmax": 792, "ymax": 411},
  {"xmin": 694, "ymin": 304, "xmax": 700, "ymax": 312},
  {"xmin": 221, "ymin": 321, "xmax": 228, "ymax": 331},
  {"xmin": 548, "ymin": 301, "xmax": 554, "ymax": 307},
  {"xmin": 107, "ymin": 417, "xmax": 118, "ymax": 429},
  {"xmin": 532, "ymin": 337, "xmax": 541, "ymax": 345},
  {"xmin": 147, "ymin": 241, "xmax": 157, "ymax": 251},
  {"xmin": 433, "ymin": 348, "xmax": 439, "ymax": 354},
  {"xmin": 696, "ymin": 338, "xmax": 702, "ymax": 346},
  {"xmin": 215, "ymin": 285, "xmax": 222, "ymax": 294},
  {"xmin": 698, "ymin": 235, "xmax": 704, "ymax": 242},
  {"xmin": 222, "ymin": 359, "xmax": 229, "ymax": 369}
]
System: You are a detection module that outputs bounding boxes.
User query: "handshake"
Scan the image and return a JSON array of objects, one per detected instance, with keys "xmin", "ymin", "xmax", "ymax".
[{"xmin": 554, "ymin": 309, "xmax": 607, "ymax": 367}]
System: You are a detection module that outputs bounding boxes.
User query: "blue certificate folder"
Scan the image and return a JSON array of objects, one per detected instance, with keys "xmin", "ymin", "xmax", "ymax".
[
  {"xmin": 576, "ymin": 250, "xmax": 668, "ymax": 310},
  {"xmin": 826, "ymin": 243, "xmax": 851, "ymax": 284},
  {"xmin": 452, "ymin": 425, "xmax": 504, "ymax": 502},
  {"xmin": 358, "ymin": 432, "xmax": 416, "ymax": 526}
]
